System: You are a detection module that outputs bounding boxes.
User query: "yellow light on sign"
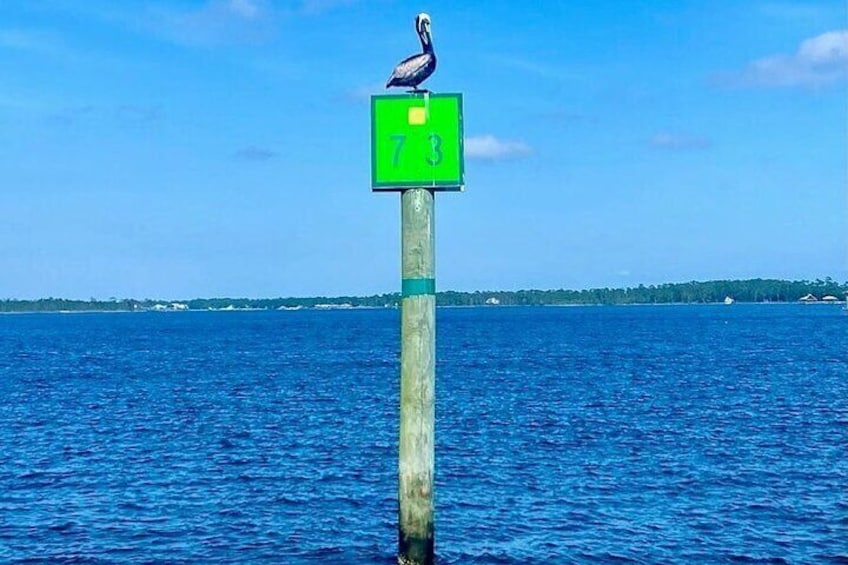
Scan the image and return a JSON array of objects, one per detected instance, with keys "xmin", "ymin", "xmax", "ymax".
[{"xmin": 408, "ymin": 107, "xmax": 427, "ymax": 125}]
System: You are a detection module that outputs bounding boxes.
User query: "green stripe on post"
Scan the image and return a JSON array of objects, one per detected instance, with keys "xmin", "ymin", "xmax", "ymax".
[{"xmin": 402, "ymin": 278, "xmax": 436, "ymax": 297}]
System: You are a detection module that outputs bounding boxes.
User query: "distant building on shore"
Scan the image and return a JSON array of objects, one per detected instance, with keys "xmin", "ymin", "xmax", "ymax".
[
  {"xmin": 799, "ymin": 293, "xmax": 818, "ymax": 303},
  {"xmin": 151, "ymin": 302, "xmax": 188, "ymax": 311}
]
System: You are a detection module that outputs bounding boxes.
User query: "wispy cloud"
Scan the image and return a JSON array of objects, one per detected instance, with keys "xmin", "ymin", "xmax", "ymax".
[
  {"xmin": 649, "ymin": 132, "xmax": 711, "ymax": 151},
  {"xmin": 6, "ymin": 1, "xmax": 351, "ymax": 53},
  {"xmin": 233, "ymin": 146, "xmax": 277, "ymax": 161},
  {"xmin": 0, "ymin": 28, "xmax": 82, "ymax": 61},
  {"xmin": 344, "ymin": 83, "xmax": 385, "ymax": 103},
  {"xmin": 228, "ymin": 0, "xmax": 262, "ymax": 19},
  {"xmin": 299, "ymin": 0, "xmax": 359, "ymax": 15},
  {"xmin": 715, "ymin": 29, "xmax": 848, "ymax": 88},
  {"xmin": 0, "ymin": 25, "xmax": 127, "ymax": 69},
  {"xmin": 536, "ymin": 110, "xmax": 598, "ymax": 127},
  {"xmin": 465, "ymin": 135, "xmax": 532, "ymax": 160},
  {"xmin": 141, "ymin": 0, "xmax": 276, "ymax": 46},
  {"xmin": 0, "ymin": 29, "xmax": 45, "ymax": 51},
  {"xmin": 759, "ymin": 2, "xmax": 838, "ymax": 22},
  {"xmin": 46, "ymin": 105, "xmax": 95, "ymax": 126},
  {"xmin": 117, "ymin": 105, "xmax": 163, "ymax": 123},
  {"xmin": 42, "ymin": 105, "xmax": 165, "ymax": 126},
  {"xmin": 142, "ymin": 0, "xmax": 357, "ymax": 46},
  {"xmin": 490, "ymin": 55, "xmax": 581, "ymax": 82}
]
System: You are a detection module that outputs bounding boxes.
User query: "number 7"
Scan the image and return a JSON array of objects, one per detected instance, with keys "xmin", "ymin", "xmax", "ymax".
[{"xmin": 390, "ymin": 134, "xmax": 406, "ymax": 167}]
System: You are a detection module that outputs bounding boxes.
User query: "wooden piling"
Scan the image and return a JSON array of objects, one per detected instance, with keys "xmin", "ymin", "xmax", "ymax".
[{"xmin": 398, "ymin": 187, "xmax": 436, "ymax": 565}]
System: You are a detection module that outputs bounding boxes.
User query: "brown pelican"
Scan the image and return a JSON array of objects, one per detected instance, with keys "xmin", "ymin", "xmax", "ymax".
[{"xmin": 386, "ymin": 13, "xmax": 436, "ymax": 92}]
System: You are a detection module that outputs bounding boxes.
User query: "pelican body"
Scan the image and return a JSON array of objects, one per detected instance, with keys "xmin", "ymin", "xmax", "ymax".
[{"xmin": 386, "ymin": 13, "xmax": 436, "ymax": 91}]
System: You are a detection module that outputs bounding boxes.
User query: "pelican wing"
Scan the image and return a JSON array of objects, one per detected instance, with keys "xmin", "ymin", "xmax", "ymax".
[{"xmin": 387, "ymin": 53, "xmax": 434, "ymax": 87}]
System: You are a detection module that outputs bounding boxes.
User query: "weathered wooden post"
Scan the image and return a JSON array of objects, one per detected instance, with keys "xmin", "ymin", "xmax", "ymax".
[
  {"xmin": 371, "ymin": 93, "xmax": 464, "ymax": 565},
  {"xmin": 398, "ymin": 186, "xmax": 436, "ymax": 563}
]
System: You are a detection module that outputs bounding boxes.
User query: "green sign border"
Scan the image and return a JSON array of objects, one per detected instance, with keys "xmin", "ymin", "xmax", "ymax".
[{"xmin": 371, "ymin": 92, "xmax": 464, "ymax": 192}]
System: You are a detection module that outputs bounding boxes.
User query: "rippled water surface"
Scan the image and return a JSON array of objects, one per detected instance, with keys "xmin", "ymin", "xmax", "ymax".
[{"xmin": 1, "ymin": 305, "xmax": 846, "ymax": 563}]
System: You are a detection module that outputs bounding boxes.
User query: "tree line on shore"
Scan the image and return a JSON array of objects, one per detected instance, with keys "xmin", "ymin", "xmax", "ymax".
[{"xmin": 1, "ymin": 278, "xmax": 845, "ymax": 313}]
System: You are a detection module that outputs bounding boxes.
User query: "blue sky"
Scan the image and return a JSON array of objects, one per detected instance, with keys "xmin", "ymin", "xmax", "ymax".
[{"xmin": 1, "ymin": 0, "xmax": 845, "ymax": 299}]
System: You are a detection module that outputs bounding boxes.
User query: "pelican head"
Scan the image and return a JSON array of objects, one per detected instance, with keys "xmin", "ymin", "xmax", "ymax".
[{"xmin": 416, "ymin": 13, "xmax": 432, "ymax": 39}]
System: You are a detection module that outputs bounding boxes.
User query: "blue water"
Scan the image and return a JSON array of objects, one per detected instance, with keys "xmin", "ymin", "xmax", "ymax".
[{"xmin": 1, "ymin": 305, "xmax": 845, "ymax": 563}]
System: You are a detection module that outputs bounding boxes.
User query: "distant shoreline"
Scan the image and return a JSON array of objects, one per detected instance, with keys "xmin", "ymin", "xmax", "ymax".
[
  {"xmin": 1, "ymin": 301, "xmax": 844, "ymax": 315},
  {"xmin": 1, "ymin": 279, "xmax": 845, "ymax": 314}
]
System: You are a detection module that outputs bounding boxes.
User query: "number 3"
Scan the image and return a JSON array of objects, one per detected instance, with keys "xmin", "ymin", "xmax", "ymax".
[{"xmin": 426, "ymin": 133, "xmax": 443, "ymax": 166}]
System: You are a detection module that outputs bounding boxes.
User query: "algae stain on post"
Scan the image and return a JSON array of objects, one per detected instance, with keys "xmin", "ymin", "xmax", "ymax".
[{"xmin": 398, "ymin": 187, "xmax": 436, "ymax": 564}]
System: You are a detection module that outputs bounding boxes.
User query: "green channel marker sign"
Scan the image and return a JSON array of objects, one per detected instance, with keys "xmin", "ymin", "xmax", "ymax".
[{"xmin": 371, "ymin": 93, "xmax": 464, "ymax": 191}]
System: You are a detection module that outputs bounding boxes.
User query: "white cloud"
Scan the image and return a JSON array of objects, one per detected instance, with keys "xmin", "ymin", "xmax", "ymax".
[
  {"xmin": 717, "ymin": 29, "xmax": 848, "ymax": 88},
  {"xmin": 649, "ymin": 132, "xmax": 711, "ymax": 150},
  {"xmin": 465, "ymin": 135, "xmax": 532, "ymax": 160},
  {"xmin": 798, "ymin": 30, "xmax": 848, "ymax": 65}
]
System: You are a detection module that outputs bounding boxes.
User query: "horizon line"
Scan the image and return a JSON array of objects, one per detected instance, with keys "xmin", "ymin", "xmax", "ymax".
[{"xmin": 2, "ymin": 276, "xmax": 846, "ymax": 302}]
